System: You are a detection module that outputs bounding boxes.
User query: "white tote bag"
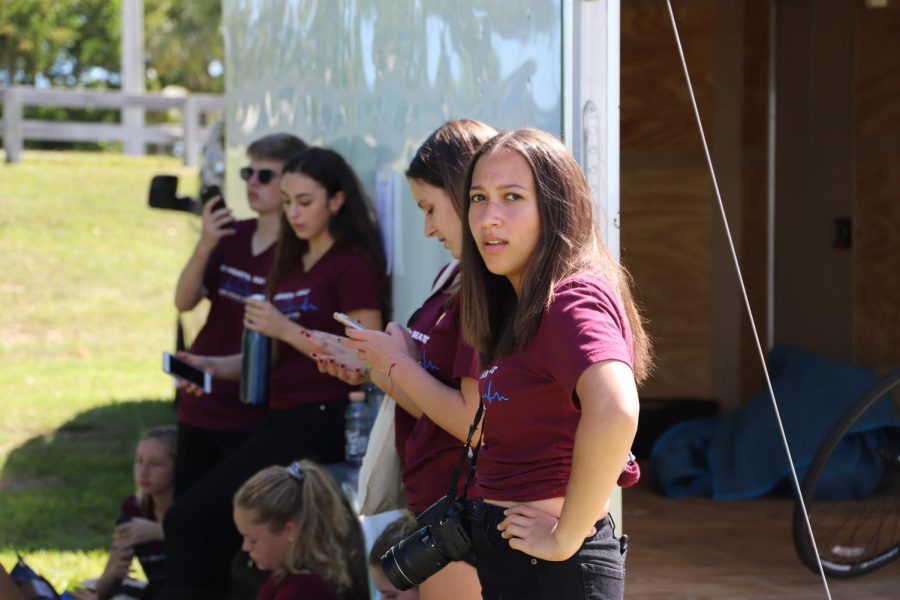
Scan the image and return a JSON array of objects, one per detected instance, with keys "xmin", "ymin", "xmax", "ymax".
[
  {"xmin": 357, "ymin": 394, "xmax": 406, "ymax": 515},
  {"xmin": 356, "ymin": 260, "xmax": 459, "ymax": 515}
]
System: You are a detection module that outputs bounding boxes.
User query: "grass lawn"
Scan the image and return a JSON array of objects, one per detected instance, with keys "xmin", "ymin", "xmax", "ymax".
[{"xmin": 0, "ymin": 150, "xmax": 206, "ymax": 591}]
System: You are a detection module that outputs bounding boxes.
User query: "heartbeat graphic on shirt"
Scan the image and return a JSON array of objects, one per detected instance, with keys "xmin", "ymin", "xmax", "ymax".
[
  {"xmin": 420, "ymin": 351, "xmax": 439, "ymax": 373},
  {"xmin": 280, "ymin": 296, "xmax": 319, "ymax": 319},
  {"xmin": 481, "ymin": 380, "xmax": 508, "ymax": 404}
]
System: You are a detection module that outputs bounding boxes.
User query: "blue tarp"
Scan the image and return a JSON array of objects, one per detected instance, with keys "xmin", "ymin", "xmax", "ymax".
[{"xmin": 651, "ymin": 345, "xmax": 900, "ymax": 500}]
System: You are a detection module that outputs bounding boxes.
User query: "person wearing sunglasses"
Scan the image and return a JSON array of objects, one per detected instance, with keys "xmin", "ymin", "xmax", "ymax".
[
  {"xmin": 239, "ymin": 165, "xmax": 279, "ymax": 185},
  {"xmin": 171, "ymin": 132, "xmax": 308, "ymax": 501},
  {"xmin": 164, "ymin": 147, "xmax": 389, "ymax": 600}
]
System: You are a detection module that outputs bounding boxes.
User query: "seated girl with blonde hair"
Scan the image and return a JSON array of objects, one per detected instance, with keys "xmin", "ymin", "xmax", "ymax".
[
  {"xmin": 90, "ymin": 425, "xmax": 177, "ymax": 600},
  {"xmin": 232, "ymin": 460, "xmax": 369, "ymax": 600}
]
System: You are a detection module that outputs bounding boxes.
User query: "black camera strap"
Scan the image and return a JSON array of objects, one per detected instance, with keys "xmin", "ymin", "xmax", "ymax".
[{"xmin": 441, "ymin": 396, "xmax": 485, "ymax": 520}]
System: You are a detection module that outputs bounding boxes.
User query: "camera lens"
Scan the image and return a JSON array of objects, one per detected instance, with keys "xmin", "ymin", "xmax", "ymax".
[{"xmin": 381, "ymin": 524, "xmax": 452, "ymax": 590}]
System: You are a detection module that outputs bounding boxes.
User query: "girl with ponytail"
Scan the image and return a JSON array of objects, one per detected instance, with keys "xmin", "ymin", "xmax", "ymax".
[{"xmin": 233, "ymin": 460, "xmax": 369, "ymax": 600}]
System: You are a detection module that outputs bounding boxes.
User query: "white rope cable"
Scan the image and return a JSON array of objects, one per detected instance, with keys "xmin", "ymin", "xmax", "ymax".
[{"xmin": 663, "ymin": 2, "xmax": 833, "ymax": 597}]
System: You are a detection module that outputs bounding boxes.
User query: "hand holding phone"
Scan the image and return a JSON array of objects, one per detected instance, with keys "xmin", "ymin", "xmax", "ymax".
[
  {"xmin": 333, "ymin": 311, "xmax": 366, "ymax": 330},
  {"xmin": 201, "ymin": 185, "xmax": 236, "ymax": 231},
  {"xmin": 163, "ymin": 352, "xmax": 212, "ymax": 393}
]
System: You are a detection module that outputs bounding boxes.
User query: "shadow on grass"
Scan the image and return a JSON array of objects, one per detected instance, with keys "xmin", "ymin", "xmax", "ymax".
[{"xmin": 0, "ymin": 399, "xmax": 175, "ymax": 552}]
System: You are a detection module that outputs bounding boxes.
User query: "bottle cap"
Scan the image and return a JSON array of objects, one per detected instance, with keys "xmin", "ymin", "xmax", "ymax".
[{"xmin": 348, "ymin": 391, "xmax": 365, "ymax": 402}]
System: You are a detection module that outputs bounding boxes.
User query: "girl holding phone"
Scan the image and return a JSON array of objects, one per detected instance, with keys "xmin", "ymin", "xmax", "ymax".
[
  {"xmin": 317, "ymin": 120, "xmax": 496, "ymax": 600},
  {"xmin": 165, "ymin": 147, "xmax": 388, "ymax": 599},
  {"xmin": 456, "ymin": 128, "xmax": 652, "ymax": 599}
]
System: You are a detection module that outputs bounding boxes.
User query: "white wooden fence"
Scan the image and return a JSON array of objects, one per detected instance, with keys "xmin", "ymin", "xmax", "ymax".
[{"xmin": 0, "ymin": 86, "xmax": 224, "ymax": 166}]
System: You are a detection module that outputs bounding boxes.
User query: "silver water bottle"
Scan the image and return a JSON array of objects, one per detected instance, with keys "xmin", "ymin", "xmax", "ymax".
[{"xmin": 240, "ymin": 294, "xmax": 270, "ymax": 406}]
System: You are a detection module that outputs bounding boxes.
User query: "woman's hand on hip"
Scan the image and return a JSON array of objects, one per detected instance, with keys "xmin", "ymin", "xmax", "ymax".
[{"xmin": 498, "ymin": 504, "xmax": 596, "ymax": 562}]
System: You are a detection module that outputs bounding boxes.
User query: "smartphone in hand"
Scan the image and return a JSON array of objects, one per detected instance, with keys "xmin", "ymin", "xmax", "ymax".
[
  {"xmin": 201, "ymin": 185, "xmax": 235, "ymax": 230},
  {"xmin": 163, "ymin": 352, "xmax": 212, "ymax": 393},
  {"xmin": 333, "ymin": 312, "xmax": 366, "ymax": 330}
]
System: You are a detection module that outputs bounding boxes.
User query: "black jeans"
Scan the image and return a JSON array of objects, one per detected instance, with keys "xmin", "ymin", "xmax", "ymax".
[
  {"xmin": 468, "ymin": 501, "xmax": 626, "ymax": 600},
  {"xmin": 163, "ymin": 401, "xmax": 347, "ymax": 600},
  {"xmin": 173, "ymin": 423, "xmax": 252, "ymax": 498}
]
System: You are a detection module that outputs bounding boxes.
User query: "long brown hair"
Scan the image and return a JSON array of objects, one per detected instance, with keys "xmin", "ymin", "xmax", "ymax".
[
  {"xmin": 233, "ymin": 460, "xmax": 368, "ymax": 598},
  {"xmin": 266, "ymin": 147, "xmax": 390, "ymax": 323},
  {"xmin": 406, "ymin": 119, "xmax": 498, "ymax": 219},
  {"xmin": 460, "ymin": 129, "xmax": 652, "ymax": 383},
  {"xmin": 406, "ymin": 119, "xmax": 498, "ymax": 299}
]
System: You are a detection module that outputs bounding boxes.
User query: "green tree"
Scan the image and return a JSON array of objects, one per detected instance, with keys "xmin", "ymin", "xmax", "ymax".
[
  {"xmin": 0, "ymin": 0, "xmax": 79, "ymax": 85},
  {"xmin": 144, "ymin": 0, "xmax": 224, "ymax": 93},
  {"xmin": 53, "ymin": 0, "xmax": 122, "ymax": 86},
  {"xmin": 0, "ymin": 0, "xmax": 223, "ymax": 92}
]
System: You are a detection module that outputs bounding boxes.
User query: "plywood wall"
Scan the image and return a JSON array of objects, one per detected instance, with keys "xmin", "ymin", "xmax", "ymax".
[
  {"xmin": 621, "ymin": 0, "xmax": 716, "ymax": 400},
  {"xmin": 621, "ymin": 0, "xmax": 770, "ymax": 404},
  {"xmin": 622, "ymin": 0, "xmax": 899, "ymax": 405},
  {"xmin": 854, "ymin": 3, "xmax": 900, "ymax": 374}
]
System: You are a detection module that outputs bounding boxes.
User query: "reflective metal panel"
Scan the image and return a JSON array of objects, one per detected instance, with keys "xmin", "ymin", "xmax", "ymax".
[{"xmin": 223, "ymin": 0, "xmax": 563, "ymax": 322}]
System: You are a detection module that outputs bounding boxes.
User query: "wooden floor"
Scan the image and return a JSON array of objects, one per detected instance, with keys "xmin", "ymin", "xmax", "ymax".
[{"xmin": 622, "ymin": 479, "xmax": 900, "ymax": 599}]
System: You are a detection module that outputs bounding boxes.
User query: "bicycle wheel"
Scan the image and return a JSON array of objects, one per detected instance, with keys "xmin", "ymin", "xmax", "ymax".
[{"xmin": 792, "ymin": 366, "xmax": 900, "ymax": 578}]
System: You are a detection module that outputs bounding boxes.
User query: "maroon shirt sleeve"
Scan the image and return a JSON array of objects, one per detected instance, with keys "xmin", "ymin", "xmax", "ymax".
[
  {"xmin": 452, "ymin": 328, "xmax": 479, "ymax": 381},
  {"xmin": 545, "ymin": 277, "xmax": 635, "ymax": 396},
  {"xmin": 202, "ymin": 237, "xmax": 224, "ymax": 300}
]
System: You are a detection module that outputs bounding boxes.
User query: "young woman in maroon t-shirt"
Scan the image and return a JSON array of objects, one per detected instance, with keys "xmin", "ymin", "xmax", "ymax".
[
  {"xmin": 172, "ymin": 133, "xmax": 308, "ymax": 498},
  {"xmin": 458, "ymin": 129, "xmax": 652, "ymax": 600},
  {"xmin": 233, "ymin": 461, "xmax": 369, "ymax": 600},
  {"xmin": 316, "ymin": 120, "xmax": 496, "ymax": 600},
  {"xmin": 164, "ymin": 148, "xmax": 387, "ymax": 599}
]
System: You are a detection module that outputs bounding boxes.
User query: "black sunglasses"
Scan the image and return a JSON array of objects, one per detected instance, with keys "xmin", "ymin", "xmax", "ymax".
[{"xmin": 239, "ymin": 166, "xmax": 278, "ymax": 184}]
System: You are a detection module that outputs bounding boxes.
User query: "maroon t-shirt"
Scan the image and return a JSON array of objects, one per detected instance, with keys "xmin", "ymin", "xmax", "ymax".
[
  {"xmin": 176, "ymin": 219, "xmax": 272, "ymax": 430},
  {"xmin": 255, "ymin": 572, "xmax": 338, "ymax": 600},
  {"xmin": 395, "ymin": 264, "xmax": 480, "ymax": 513},
  {"xmin": 475, "ymin": 274, "xmax": 634, "ymax": 502},
  {"xmin": 267, "ymin": 245, "xmax": 383, "ymax": 411}
]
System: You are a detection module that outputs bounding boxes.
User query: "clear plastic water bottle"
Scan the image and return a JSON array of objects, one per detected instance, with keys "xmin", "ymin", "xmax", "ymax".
[
  {"xmin": 240, "ymin": 293, "xmax": 270, "ymax": 406},
  {"xmin": 345, "ymin": 391, "xmax": 372, "ymax": 465},
  {"xmin": 364, "ymin": 381, "xmax": 384, "ymax": 413}
]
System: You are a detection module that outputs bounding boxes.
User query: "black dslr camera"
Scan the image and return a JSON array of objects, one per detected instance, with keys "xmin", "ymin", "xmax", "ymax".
[
  {"xmin": 148, "ymin": 176, "xmax": 235, "ymax": 230},
  {"xmin": 148, "ymin": 118, "xmax": 226, "ymax": 215},
  {"xmin": 148, "ymin": 174, "xmax": 199, "ymax": 213},
  {"xmin": 381, "ymin": 496, "xmax": 472, "ymax": 590},
  {"xmin": 148, "ymin": 175, "xmax": 227, "ymax": 214}
]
